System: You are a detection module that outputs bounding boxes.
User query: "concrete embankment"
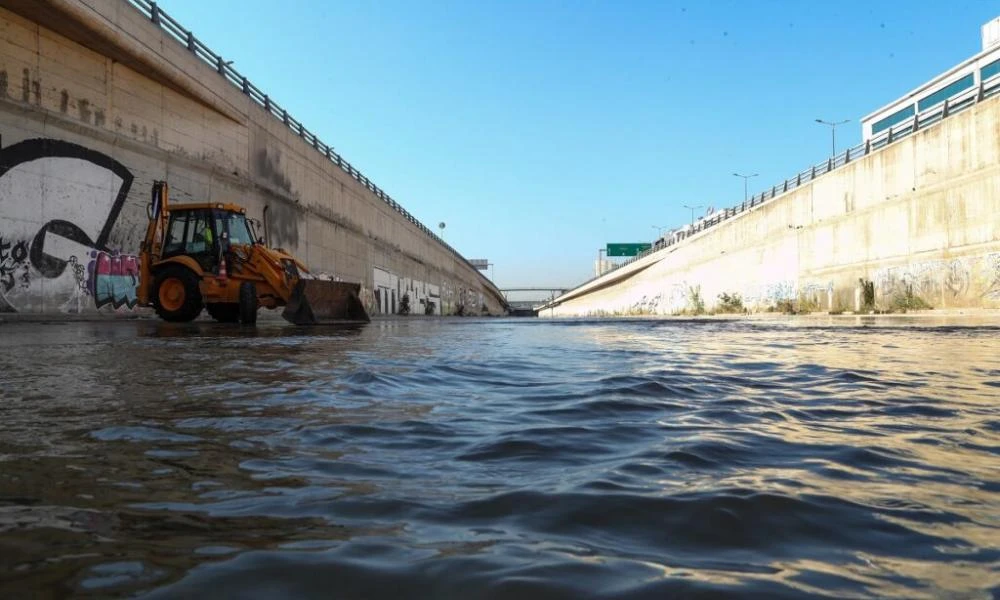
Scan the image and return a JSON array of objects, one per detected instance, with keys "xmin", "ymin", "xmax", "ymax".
[
  {"xmin": 0, "ymin": 1, "xmax": 504, "ymax": 317},
  {"xmin": 543, "ymin": 92, "xmax": 1000, "ymax": 317}
]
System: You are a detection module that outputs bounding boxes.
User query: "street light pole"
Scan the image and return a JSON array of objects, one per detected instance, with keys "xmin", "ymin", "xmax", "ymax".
[
  {"xmin": 815, "ymin": 118, "xmax": 850, "ymax": 156},
  {"xmin": 732, "ymin": 172, "xmax": 758, "ymax": 202},
  {"xmin": 682, "ymin": 204, "xmax": 703, "ymax": 226}
]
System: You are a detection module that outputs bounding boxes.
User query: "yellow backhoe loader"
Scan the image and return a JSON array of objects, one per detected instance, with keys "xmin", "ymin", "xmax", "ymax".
[{"xmin": 137, "ymin": 181, "xmax": 369, "ymax": 325}]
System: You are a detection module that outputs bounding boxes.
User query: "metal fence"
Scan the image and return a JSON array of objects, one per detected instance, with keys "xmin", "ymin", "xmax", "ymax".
[
  {"xmin": 125, "ymin": 0, "xmax": 488, "ymax": 279},
  {"xmin": 581, "ymin": 71, "xmax": 1000, "ymax": 288}
]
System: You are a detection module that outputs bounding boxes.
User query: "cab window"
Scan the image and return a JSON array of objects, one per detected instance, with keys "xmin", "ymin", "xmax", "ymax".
[
  {"xmin": 163, "ymin": 209, "xmax": 216, "ymax": 259},
  {"xmin": 214, "ymin": 212, "xmax": 255, "ymax": 246}
]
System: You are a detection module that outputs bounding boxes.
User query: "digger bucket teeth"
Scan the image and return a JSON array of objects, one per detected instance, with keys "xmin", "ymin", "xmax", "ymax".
[{"xmin": 282, "ymin": 280, "xmax": 370, "ymax": 325}]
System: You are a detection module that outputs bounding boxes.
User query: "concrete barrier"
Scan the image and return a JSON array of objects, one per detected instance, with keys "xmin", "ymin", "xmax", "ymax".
[
  {"xmin": 544, "ymin": 92, "xmax": 1000, "ymax": 317},
  {"xmin": 0, "ymin": 1, "xmax": 504, "ymax": 317}
]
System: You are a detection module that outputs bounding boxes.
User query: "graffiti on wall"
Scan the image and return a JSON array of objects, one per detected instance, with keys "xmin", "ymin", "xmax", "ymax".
[
  {"xmin": 740, "ymin": 279, "xmax": 796, "ymax": 307},
  {"xmin": 0, "ymin": 237, "xmax": 30, "ymax": 295},
  {"xmin": 370, "ymin": 267, "xmax": 447, "ymax": 315},
  {"xmin": 0, "ymin": 138, "xmax": 135, "ymax": 313},
  {"xmin": 984, "ymin": 253, "xmax": 1000, "ymax": 300},
  {"xmin": 89, "ymin": 250, "xmax": 139, "ymax": 309},
  {"xmin": 871, "ymin": 254, "xmax": 1000, "ymax": 307}
]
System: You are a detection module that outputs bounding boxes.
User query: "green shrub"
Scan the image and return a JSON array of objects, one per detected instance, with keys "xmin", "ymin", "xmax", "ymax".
[
  {"xmin": 687, "ymin": 285, "xmax": 705, "ymax": 315},
  {"xmin": 716, "ymin": 292, "xmax": 744, "ymax": 313},
  {"xmin": 889, "ymin": 284, "xmax": 932, "ymax": 313},
  {"xmin": 859, "ymin": 278, "xmax": 875, "ymax": 311}
]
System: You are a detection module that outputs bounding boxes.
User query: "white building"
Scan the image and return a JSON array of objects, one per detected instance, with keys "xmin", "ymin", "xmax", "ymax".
[{"xmin": 861, "ymin": 16, "xmax": 1000, "ymax": 141}]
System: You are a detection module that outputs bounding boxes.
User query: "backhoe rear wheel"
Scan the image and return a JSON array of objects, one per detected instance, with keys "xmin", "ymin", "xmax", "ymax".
[
  {"xmin": 206, "ymin": 303, "xmax": 240, "ymax": 323},
  {"xmin": 153, "ymin": 265, "xmax": 203, "ymax": 322},
  {"xmin": 239, "ymin": 281, "xmax": 258, "ymax": 325}
]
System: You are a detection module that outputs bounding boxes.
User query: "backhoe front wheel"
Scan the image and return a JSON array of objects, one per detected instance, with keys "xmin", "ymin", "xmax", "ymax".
[
  {"xmin": 239, "ymin": 281, "xmax": 258, "ymax": 325},
  {"xmin": 153, "ymin": 266, "xmax": 203, "ymax": 322}
]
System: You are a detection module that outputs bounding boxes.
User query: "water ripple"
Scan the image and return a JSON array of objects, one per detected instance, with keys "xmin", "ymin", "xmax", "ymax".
[{"xmin": 0, "ymin": 318, "xmax": 997, "ymax": 598}]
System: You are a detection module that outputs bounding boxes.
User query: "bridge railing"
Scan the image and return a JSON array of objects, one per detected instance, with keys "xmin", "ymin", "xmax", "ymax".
[
  {"xmin": 126, "ymin": 0, "xmax": 493, "ymax": 285},
  {"xmin": 572, "ymin": 70, "xmax": 1000, "ymax": 294}
]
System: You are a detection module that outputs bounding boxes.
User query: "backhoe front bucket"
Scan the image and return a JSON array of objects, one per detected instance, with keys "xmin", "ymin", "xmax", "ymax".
[{"xmin": 282, "ymin": 279, "xmax": 370, "ymax": 325}]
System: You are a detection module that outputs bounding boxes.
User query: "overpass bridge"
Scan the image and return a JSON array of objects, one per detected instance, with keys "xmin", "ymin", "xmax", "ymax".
[{"xmin": 500, "ymin": 288, "xmax": 571, "ymax": 316}]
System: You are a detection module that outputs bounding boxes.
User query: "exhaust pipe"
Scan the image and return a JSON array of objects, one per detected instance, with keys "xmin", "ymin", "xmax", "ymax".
[{"xmin": 262, "ymin": 205, "xmax": 271, "ymax": 247}]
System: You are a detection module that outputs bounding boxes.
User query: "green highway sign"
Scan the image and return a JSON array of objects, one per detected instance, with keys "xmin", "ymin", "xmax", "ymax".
[{"xmin": 606, "ymin": 243, "xmax": 652, "ymax": 257}]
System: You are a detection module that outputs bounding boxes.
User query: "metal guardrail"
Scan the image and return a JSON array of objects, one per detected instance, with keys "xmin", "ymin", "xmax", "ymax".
[
  {"xmin": 125, "ymin": 0, "xmax": 492, "ymax": 284},
  {"xmin": 577, "ymin": 72, "xmax": 1000, "ymax": 290}
]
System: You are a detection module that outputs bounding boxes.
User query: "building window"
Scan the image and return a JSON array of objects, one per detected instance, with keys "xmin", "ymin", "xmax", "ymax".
[
  {"xmin": 917, "ymin": 73, "xmax": 975, "ymax": 111},
  {"xmin": 982, "ymin": 58, "xmax": 1000, "ymax": 81},
  {"xmin": 871, "ymin": 104, "xmax": 916, "ymax": 135}
]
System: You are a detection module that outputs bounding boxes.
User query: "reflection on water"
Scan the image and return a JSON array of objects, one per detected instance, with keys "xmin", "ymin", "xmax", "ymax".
[{"xmin": 0, "ymin": 318, "xmax": 998, "ymax": 598}]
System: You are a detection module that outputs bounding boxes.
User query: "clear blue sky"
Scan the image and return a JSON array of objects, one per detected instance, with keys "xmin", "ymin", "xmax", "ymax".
[{"xmin": 160, "ymin": 0, "xmax": 997, "ymax": 288}]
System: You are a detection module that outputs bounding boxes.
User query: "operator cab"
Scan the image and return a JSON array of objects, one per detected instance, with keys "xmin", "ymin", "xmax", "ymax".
[{"xmin": 160, "ymin": 207, "xmax": 257, "ymax": 274}]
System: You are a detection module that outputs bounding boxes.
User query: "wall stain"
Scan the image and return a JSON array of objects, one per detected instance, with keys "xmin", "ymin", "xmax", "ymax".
[
  {"xmin": 31, "ymin": 80, "xmax": 40, "ymax": 105},
  {"xmin": 21, "ymin": 69, "xmax": 29, "ymax": 103},
  {"xmin": 114, "ymin": 117, "xmax": 122, "ymax": 130},
  {"xmin": 94, "ymin": 110, "xmax": 105, "ymax": 128},
  {"xmin": 265, "ymin": 201, "xmax": 300, "ymax": 249},
  {"xmin": 944, "ymin": 260, "xmax": 970, "ymax": 298},
  {"xmin": 0, "ymin": 71, "xmax": 8, "ymax": 97},
  {"xmin": 60, "ymin": 90, "xmax": 69, "ymax": 113},
  {"xmin": 130, "ymin": 123, "xmax": 137, "ymax": 137},
  {"xmin": 255, "ymin": 148, "xmax": 292, "ymax": 193},
  {"xmin": 78, "ymin": 99, "xmax": 91, "ymax": 123}
]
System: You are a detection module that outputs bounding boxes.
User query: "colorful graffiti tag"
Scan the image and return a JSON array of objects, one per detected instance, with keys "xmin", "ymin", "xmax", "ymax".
[
  {"xmin": 89, "ymin": 250, "xmax": 139, "ymax": 309},
  {"xmin": 0, "ymin": 138, "xmax": 136, "ymax": 313}
]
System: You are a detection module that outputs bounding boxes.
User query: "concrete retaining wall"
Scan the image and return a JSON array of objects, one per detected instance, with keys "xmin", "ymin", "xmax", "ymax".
[
  {"xmin": 0, "ymin": 1, "xmax": 504, "ymax": 316},
  {"xmin": 545, "ymin": 91, "xmax": 1000, "ymax": 317}
]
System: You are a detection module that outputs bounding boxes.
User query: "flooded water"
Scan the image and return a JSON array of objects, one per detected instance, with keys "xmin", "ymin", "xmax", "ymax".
[{"xmin": 0, "ymin": 317, "xmax": 998, "ymax": 599}]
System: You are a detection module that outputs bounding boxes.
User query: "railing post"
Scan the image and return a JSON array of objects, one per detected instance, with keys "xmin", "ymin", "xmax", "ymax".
[
  {"xmin": 888, "ymin": 128, "xmax": 893, "ymax": 143},
  {"xmin": 241, "ymin": 77, "xmax": 249, "ymax": 95},
  {"xmin": 186, "ymin": 31, "xmax": 195, "ymax": 52},
  {"xmin": 783, "ymin": 180, "xmax": 788, "ymax": 192},
  {"xmin": 325, "ymin": 147, "xmax": 331, "ymax": 159},
  {"xmin": 150, "ymin": 2, "xmax": 160, "ymax": 24},
  {"xmin": 845, "ymin": 147, "xmax": 850, "ymax": 163},
  {"xmin": 263, "ymin": 95, "xmax": 270, "ymax": 112},
  {"xmin": 827, "ymin": 158, "xmax": 832, "ymax": 171},
  {"xmin": 282, "ymin": 110, "xmax": 289, "ymax": 126},
  {"xmin": 216, "ymin": 56, "xmax": 225, "ymax": 75},
  {"xmin": 912, "ymin": 115, "xmax": 919, "ymax": 132},
  {"xmin": 796, "ymin": 173, "xmax": 801, "ymax": 186},
  {"xmin": 942, "ymin": 99, "xmax": 949, "ymax": 119},
  {"xmin": 865, "ymin": 139, "xmax": 871, "ymax": 155},
  {"xmin": 977, "ymin": 80, "xmax": 985, "ymax": 102},
  {"xmin": 811, "ymin": 165, "xmax": 816, "ymax": 179}
]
